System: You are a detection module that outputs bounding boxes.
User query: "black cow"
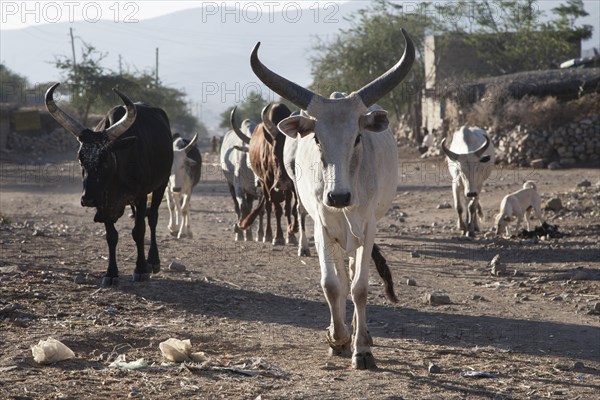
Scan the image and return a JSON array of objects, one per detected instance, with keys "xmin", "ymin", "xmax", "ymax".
[{"xmin": 45, "ymin": 83, "xmax": 173, "ymax": 287}]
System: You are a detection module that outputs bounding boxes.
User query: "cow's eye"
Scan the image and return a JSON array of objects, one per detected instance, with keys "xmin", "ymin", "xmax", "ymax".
[
  {"xmin": 355, "ymin": 134, "xmax": 362, "ymax": 146},
  {"xmin": 314, "ymin": 135, "xmax": 320, "ymax": 145},
  {"xmin": 480, "ymin": 155, "xmax": 491, "ymax": 163}
]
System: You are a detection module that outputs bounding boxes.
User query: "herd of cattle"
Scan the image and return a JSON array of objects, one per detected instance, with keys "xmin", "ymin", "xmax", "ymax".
[{"xmin": 42, "ymin": 30, "xmax": 545, "ymax": 369}]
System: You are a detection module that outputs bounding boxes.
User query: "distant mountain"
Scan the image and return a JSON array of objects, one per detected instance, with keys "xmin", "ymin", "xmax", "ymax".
[{"xmin": 0, "ymin": 2, "xmax": 365, "ymax": 131}]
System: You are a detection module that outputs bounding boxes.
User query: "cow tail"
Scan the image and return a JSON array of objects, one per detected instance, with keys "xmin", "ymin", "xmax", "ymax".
[
  {"xmin": 239, "ymin": 196, "xmax": 266, "ymax": 230},
  {"xmin": 371, "ymin": 244, "xmax": 398, "ymax": 303}
]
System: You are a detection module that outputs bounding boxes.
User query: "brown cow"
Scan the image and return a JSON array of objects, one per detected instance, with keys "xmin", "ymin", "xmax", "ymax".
[{"xmin": 232, "ymin": 103, "xmax": 297, "ymax": 245}]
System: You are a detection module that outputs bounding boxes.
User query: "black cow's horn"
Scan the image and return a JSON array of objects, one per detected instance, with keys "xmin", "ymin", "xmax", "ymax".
[
  {"xmin": 474, "ymin": 135, "xmax": 491, "ymax": 157},
  {"xmin": 356, "ymin": 28, "xmax": 415, "ymax": 108},
  {"xmin": 230, "ymin": 106, "xmax": 251, "ymax": 145},
  {"xmin": 105, "ymin": 88, "xmax": 137, "ymax": 141},
  {"xmin": 261, "ymin": 103, "xmax": 277, "ymax": 136},
  {"xmin": 441, "ymin": 138, "xmax": 460, "ymax": 161},
  {"xmin": 251, "ymin": 42, "xmax": 316, "ymax": 110},
  {"xmin": 45, "ymin": 83, "xmax": 86, "ymax": 138}
]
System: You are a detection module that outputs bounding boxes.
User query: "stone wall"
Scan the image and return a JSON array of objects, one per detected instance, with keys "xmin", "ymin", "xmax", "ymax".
[
  {"xmin": 4, "ymin": 128, "xmax": 79, "ymax": 157},
  {"xmin": 494, "ymin": 116, "xmax": 600, "ymax": 168}
]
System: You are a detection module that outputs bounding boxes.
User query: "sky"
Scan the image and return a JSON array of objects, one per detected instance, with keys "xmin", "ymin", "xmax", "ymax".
[{"xmin": 2, "ymin": 1, "xmax": 598, "ymax": 50}]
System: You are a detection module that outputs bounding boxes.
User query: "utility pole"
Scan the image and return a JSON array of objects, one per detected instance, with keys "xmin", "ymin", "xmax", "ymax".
[
  {"xmin": 69, "ymin": 27, "xmax": 77, "ymax": 69},
  {"xmin": 118, "ymin": 54, "xmax": 123, "ymax": 75},
  {"xmin": 155, "ymin": 47, "xmax": 159, "ymax": 87}
]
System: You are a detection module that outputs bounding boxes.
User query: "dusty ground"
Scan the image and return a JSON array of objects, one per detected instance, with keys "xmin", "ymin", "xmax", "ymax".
[{"xmin": 1, "ymin": 146, "xmax": 599, "ymax": 400}]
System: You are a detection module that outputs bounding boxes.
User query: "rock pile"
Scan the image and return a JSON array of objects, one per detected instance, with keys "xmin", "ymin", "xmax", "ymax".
[
  {"xmin": 495, "ymin": 116, "xmax": 600, "ymax": 168},
  {"xmin": 5, "ymin": 128, "xmax": 78, "ymax": 156}
]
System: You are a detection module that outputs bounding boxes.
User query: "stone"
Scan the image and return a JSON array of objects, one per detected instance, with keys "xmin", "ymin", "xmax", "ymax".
[
  {"xmin": 576, "ymin": 179, "xmax": 591, "ymax": 188},
  {"xmin": 547, "ymin": 161, "xmax": 562, "ymax": 170},
  {"xmin": 530, "ymin": 159, "xmax": 545, "ymax": 169},
  {"xmin": 168, "ymin": 261, "xmax": 186, "ymax": 272},
  {"xmin": 544, "ymin": 197, "xmax": 563, "ymax": 212},
  {"xmin": 437, "ymin": 202, "xmax": 452, "ymax": 209},
  {"xmin": 428, "ymin": 363, "xmax": 442, "ymax": 374},
  {"xmin": 425, "ymin": 293, "xmax": 451, "ymax": 305}
]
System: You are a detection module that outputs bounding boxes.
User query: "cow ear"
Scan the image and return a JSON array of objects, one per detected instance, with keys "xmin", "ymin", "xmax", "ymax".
[
  {"xmin": 360, "ymin": 110, "xmax": 389, "ymax": 132},
  {"xmin": 278, "ymin": 115, "xmax": 315, "ymax": 139},
  {"xmin": 110, "ymin": 136, "xmax": 136, "ymax": 151}
]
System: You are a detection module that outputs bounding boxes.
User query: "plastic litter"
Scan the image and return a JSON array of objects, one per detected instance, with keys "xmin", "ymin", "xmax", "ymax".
[
  {"xmin": 109, "ymin": 357, "xmax": 149, "ymax": 370},
  {"xmin": 31, "ymin": 338, "xmax": 75, "ymax": 364},
  {"xmin": 461, "ymin": 371, "xmax": 497, "ymax": 378},
  {"xmin": 159, "ymin": 338, "xmax": 192, "ymax": 363}
]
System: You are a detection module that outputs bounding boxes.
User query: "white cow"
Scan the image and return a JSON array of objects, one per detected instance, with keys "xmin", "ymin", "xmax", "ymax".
[
  {"xmin": 220, "ymin": 114, "xmax": 264, "ymax": 241},
  {"xmin": 167, "ymin": 134, "xmax": 201, "ymax": 239},
  {"xmin": 250, "ymin": 28, "xmax": 415, "ymax": 369},
  {"xmin": 441, "ymin": 126, "xmax": 495, "ymax": 236}
]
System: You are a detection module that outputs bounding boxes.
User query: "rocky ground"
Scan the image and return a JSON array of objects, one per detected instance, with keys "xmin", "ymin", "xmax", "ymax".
[{"xmin": 1, "ymin": 147, "xmax": 599, "ymax": 399}]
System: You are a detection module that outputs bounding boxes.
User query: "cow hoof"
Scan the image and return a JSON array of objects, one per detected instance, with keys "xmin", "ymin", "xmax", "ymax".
[
  {"xmin": 286, "ymin": 234, "xmax": 298, "ymax": 245},
  {"xmin": 133, "ymin": 272, "xmax": 151, "ymax": 282},
  {"xmin": 169, "ymin": 230, "xmax": 178, "ymax": 237},
  {"xmin": 352, "ymin": 352, "xmax": 377, "ymax": 370},
  {"xmin": 465, "ymin": 230, "xmax": 475, "ymax": 237},
  {"xmin": 272, "ymin": 238, "xmax": 285, "ymax": 246},
  {"xmin": 263, "ymin": 236, "xmax": 273, "ymax": 243},
  {"xmin": 235, "ymin": 232, "xmax": 244, "ymax": 242},
  {"xmin": 328, "ymin": 344, "xmax": 351, "ymax": 358},
  {"xmin": 148, "ymin": 263, "xmax": 161, "ymax": 273},
  {"xmin": 101, "ymin": 276, "xmax": 119, "ymax": 287},
  {"xmin": 299, "ymin": 247, "xmax": 311, "ymax": 257}
]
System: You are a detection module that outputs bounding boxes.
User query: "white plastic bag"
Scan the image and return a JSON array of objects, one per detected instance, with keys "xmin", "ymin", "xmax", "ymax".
[
  {"xmin": 31, "ymin": 338, "xmax": 75, "ymax": 364},
  {"xmin": 159, "ymin": 338, "xmax": 192, "ymax": 363}
]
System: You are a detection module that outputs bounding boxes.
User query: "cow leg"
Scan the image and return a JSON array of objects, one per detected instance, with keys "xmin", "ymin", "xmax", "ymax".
[
  {"xmin": 316, "ymin": 225, "xmax": 351, "ymax": 357},
  {"xmin": 351, "ymin": 222, "xmax": 377, "ymax": 370},
  {"xmin": 132, "ymin": 195, "xmax": 151, "ymax": 281},
  {"xmin": 172, "ymin": 192, "xmax": 183, "ymax": 237},
  {"xmin": 255, "ymin": 195, "xmax": 265, "ymax": 242},
  {"xmin": 147, "ymin": 183, "xmax": 167, "ymax": 274},
  {"xmin": 284, "ymin": 192, "xmax": 297, "ymax": 245},
  {"xmin": 228, "ymin": 183, "xmax": 244, "ymax": 242},
  {"xmin": 101, "ymin": 222, "xmax": 119, "ymax": 287},
  {"xmin": 273, "ymin": 200, "xmax": 285, "ymax": 245},
  {"xmin": 178, "ymin": 193, "xmax": 193, "ymax": 239},
  {"xmin": 264, "ymin": 199, "xmax": 273, "ymax": 243},
  {"xmin": 452, "ymin": 181, "xmax": 467, "ymax": 234},
  {"xmin": 166, "ymin": 188, "xmax": 178, "ymax": 236},
  {"xmin": 298, "ymin": 206, "xmax": 310, "ymax": 257},
  {"xmin": 466, "ymin": 197, "xmax": 478, "ymax": 236}
]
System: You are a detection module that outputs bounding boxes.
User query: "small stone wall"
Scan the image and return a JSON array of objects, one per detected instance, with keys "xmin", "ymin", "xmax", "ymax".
[{"xmin": 495, "ymin": 116, "xmax": 600, "ymax": 167}]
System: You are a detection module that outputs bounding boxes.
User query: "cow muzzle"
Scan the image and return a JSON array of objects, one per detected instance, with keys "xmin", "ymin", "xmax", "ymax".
[
  {"xmin": 326, "ymin": 191, "xmax": 351, "ymax": 208},
  {"xmin": 81, "ymin": 196, "xmax": 96, "ymax": 207},
  {"xmin": 171, "ymin": 187, "xmax": 182, "ymax": 193}
]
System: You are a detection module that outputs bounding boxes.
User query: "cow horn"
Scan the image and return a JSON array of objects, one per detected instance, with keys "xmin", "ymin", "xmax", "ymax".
[
  {"xmin": 230, "ymin": 106, "xmax": 251, "ymax": 145},
  {"xmin": 251, "ymin": 42, "xmax": 316, "ymax": 110},
  {"xmin": 261, "ymin": 103, "xmax": 277, "ymax": 136},
  {"xmin": 356, "ymin": 28, "xmax": 415, "ymax": 108},
  {"xmin": 184, "ymin": 134, "xmax": 198, "ymax": 153},
  {"xmin": 45, "ymin": 83, "xmax": 86, "ymax": 138},
  {"xmin": 441, "ymin": 138, "xmax": 460, "ymax": 161},
  {"xmin": 474, "ymin": 135, "xmax": 491, "ymax": 157},
  {"xmin": 105, "ymin": 88, "xmax": 137, "ymax": 141}
]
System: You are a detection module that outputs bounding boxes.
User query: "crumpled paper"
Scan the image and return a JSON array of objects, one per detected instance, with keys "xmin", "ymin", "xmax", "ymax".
[
  {"xmin": 31, "ymin": 338, "xmax": 75, "ymax": 364},
  {"xmin": 159, "ymin": 338, "xmax": 205, "ymax": 363}
]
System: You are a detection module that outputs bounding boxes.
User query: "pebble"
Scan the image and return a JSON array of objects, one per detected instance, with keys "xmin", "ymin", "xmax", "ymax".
[
  {"xmin": 436, "ymin": 202, "xmax": 451, "ymax": 209},
  {"xmin": 74, "ymin": 272, "xmax": 86, "ymax": 285},
  {"xmin": 544, "ymin": 197, "xmax": 563, "ymax": 212},
  {"xmin": 471, "ymin": 294, "xmax": 485, "ymax": 301},
  {"xmin": 428, "ymin": 363, "xmax": 441, "ymax": 373},
  {"xmin": 425, "ymin": 293, "xmax": 451, "ymax": 305},
  {"xmin": 551, "ymin": 296, "xmax": 563, "ymax": 302},
  {"xmin": 576, "ymin": 179, "xmax": 591, "ymax": 188},
  {"xmin": 168, "ymin": 262, "xmax": 186, "ymax": 272}
]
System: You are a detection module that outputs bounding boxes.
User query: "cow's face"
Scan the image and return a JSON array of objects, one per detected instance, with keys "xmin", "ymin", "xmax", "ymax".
[
  {"xmin": 170, "ymin": 136, "xmax": 198, "ymax": 193},
  {"xmin": 278, "ymin": 95, "xmax": 389, "ymax": 208},
  {"xmin": 447, "ymin": 153, "xmax": 492, "ymax": 198},
  {"xmin": 77, "ymin": 130, "xmax": 136, "ymax": 223}
]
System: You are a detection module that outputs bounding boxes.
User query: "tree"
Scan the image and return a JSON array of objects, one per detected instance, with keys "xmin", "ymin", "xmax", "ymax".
[
  {"xmin": 0, "ymin": 63, "xmax": 30, "ymax": 104},
  {"xmin": 310, "ymin": 1, "xmax": 435, "ymax": 123},
  {"xmin": 53, "ymin": 39, "xmax": 204, "ymax": 135},
  {"xmin": 435, "ymin": 0, "xmax": 594, "ymax": 75},
  {"xmin": 218, "ymin": 90, "xmax": 269, "ymax": 130}
]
